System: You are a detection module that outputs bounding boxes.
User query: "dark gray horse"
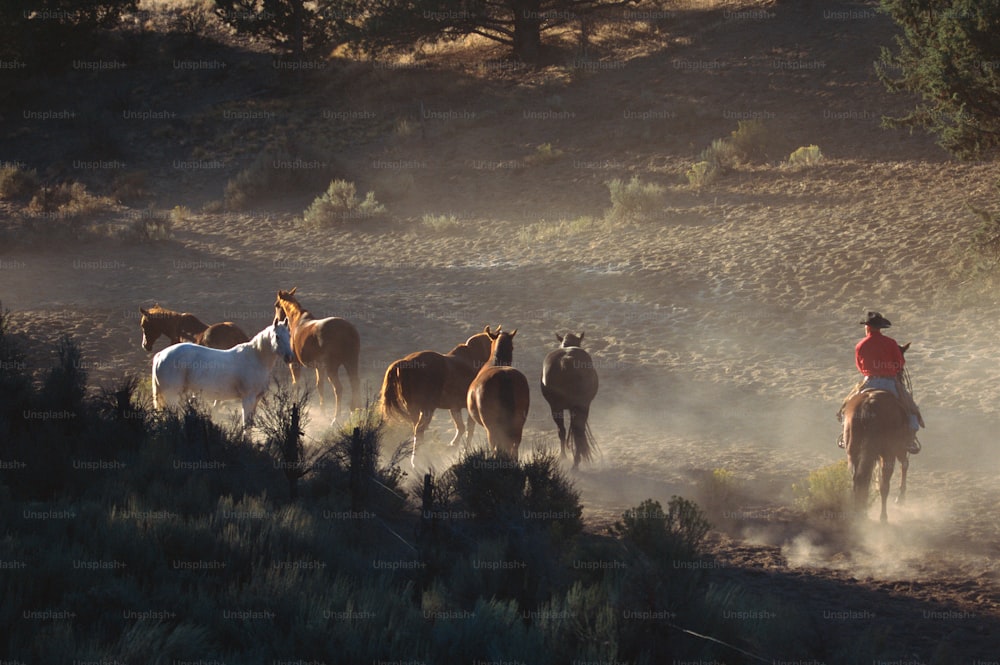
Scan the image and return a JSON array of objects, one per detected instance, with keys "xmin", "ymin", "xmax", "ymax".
[{"xmin": 541, "ymin": 332, "xmax": 598, "ymax": 468}]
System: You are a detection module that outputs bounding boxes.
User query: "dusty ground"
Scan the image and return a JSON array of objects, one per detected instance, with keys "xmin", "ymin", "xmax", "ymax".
[{"xmin": 4, "ymin": 0, "xmax": 1000, "ymax": 661}]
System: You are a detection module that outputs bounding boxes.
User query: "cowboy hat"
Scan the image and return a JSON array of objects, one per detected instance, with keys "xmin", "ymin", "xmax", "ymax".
[{"xmin": 860, "ymin": 311, "xmax": 892, "ymax": 328}]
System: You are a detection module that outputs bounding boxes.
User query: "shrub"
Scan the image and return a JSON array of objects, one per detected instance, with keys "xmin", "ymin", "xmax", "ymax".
[
  {"xmin": 525, "ymin": 142, "xmax": 563, "ymax": 165},
  {"xmin": 698, "ymin": 137, "xmax": 740, "ymax": 172},
  {"xmin": 27, "ymin": 182, "xmax": 114, "ymax": 221},
  {"xmin": 0, "ymin": 165, "xmax": 40, "ymax": 200},
  {"xmin": 696, "ymin": 468, "xmax": 743, "ymax": 519},
  {"xmin": 792, "ymin": 459, "xmax": 855, "ymax": 517},
  {"xmin": 257, "ymin": 383, "xmax": 312, "ymax": 500},
  {"xmin": 605, "ymin": 175, "xmax": 666, "ymax": 223},
  {"xmin": 687, "ymin": 120, "xmax": 774, "ymax": 187},
  {"xmin": 323, "ymin": 406, "xmax": 407, "ymax": 515},
  {"xmin": 301, "ymin": 180, "xmax": 385, "ymax": 227},
  {"xmin": 421, "ymin": 213, "xmax": 462, "ymax": 232},
  {"xmin": 788, "ymin": 144, "xmax": 823, "ymax": 167},
  {"xmin": 40, "ymin": 335, "xmax": 88, "ymax": 418},
  {"xmin": 518, "ymin": 216, "xmax": 604, "ymax": 244},
  {"xmin": 115, "ymin": 211, "xmax": 173, "ymax": 243},
  {"xmin": 611, "ymin": 496, "xmax": 711, "ymax": 561},
  {"xmin": 728, "ymin": 118, "xmax": 772, "ymax": 161},
  {"xmin": 686, "ymin": 160, "xmax": 720, "ymax": 188}
]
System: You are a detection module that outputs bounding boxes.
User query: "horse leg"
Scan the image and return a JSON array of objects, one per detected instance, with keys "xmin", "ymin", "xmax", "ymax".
[
  {"xmin": 327, "ymin": 367, "xmax": 344, "ymax": 424},
  {"xmin": 410, "ymin": 409, "xmax": 434, "ymax": 466},
  {"xmin": 464, "ymin": 413, "xmax": 476, "ymax": 447},
  {"xmin": 241, "ymin": 394, "xmax": 258, "ymax": 430},
  {"xmin": 551, "ymin": 409, "xmax": 567, "ymax": 457},
  {"xmin": 314, "ymin": 367, "xmax": 325, "ymax": 409},
  {"xmin": 346, "ymin": 356, "xmax": 362, "ymax": 412},
  {"xmin": 896, "ymin": 454, "xmax": 908, "ymax": 505},
  {"xmin": 879, "ymin": 456, "xmax": 895, "ymax": 523},
  {"xmin": 447, "ymin": 408, "xmax": 465, "ymax": 447}
]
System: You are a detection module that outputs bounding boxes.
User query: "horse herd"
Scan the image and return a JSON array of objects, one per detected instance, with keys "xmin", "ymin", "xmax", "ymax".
[
  {"xmin": 142, "ymin": 288, "xmax": 598, "ymax": 468},
  {"xmin": 142, "ymin": 288, "xmax": 913, "ymax": 521}
]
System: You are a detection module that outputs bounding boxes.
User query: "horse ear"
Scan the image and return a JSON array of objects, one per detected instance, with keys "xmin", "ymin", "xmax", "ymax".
[
  {"xmin": 900, "ymin": 342, "xmax": 910, "ymax": 353},
  {"xmin": 289, "ymin": 286, "xmax": 297, "ymax": 295},
  {"xmin": 556, "ymin": 333, "xmax": 563, "ymax": 342},
  {"xmin": 578, "ymin": 332, "xmax": 585, "ymax": 341},
  {"xmin": 139, "ymin": 307, "xmax": 149, "ymax": 316},
  {"xmin": 483, "ymin": 325, "xmax": 491, "ymax": 334},
  {"xmin": 509, "ymin": 329, "xmax": 517, "ymax": 338}
]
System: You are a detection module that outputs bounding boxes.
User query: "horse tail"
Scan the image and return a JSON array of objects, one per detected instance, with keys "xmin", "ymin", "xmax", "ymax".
[
  {"xmin": 379, "ymin": 362, "xmax": 408, "ymax": 422},
  {"xmin": 567, "ymin": 406, "xmax": 597, "ymax": 465}
]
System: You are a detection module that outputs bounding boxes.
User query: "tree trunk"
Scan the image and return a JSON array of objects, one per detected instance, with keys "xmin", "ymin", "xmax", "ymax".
[{"xmin": 511, "ymin": 0, "xmax": 542, "ymax": 64}]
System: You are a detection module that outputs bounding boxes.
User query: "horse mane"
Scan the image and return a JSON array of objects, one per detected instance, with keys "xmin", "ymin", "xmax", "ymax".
[
  {"xmin": 488, "ymin": 332, "xmax": 515, "ymax": 367},
  {"xmin": 277, "ymin": 290, "xmax": 310, "ymax": 321}
]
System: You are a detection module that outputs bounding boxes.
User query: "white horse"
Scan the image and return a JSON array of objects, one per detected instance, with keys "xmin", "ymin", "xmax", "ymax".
[{"xmin": 152, "ymin": 321, "xmax": 295, "ymax": 428}]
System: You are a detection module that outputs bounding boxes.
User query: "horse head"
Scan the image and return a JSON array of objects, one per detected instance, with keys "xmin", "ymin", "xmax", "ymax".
[
  {"xmin": 556, "ymin": 332, "xmax": 584, "ymax": 348},
  {"xmin": 272, "ymin": 320, "xmax": 295, "ymax": 364},
  {"xmin": 273, "ymin": 287, "xmax": 300, "ymax": 325},
  {"xmin": 488, "ymin": 329, "xmax": 517, "ymax": 366},
  {"xmin": 139, "ymin": 305, "xmax": 163, "ymax": 352}
]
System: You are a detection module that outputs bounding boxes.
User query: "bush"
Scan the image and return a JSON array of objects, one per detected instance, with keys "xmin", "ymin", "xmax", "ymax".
[
  {"xmin": 698, "ymin": 137, "xmax": 740, "ymax": 172},
  {"xmin": 688, "ymin": 120, "xmax": 773, "ymax": 187},
  {"xmin": 525, "ymin": 142, "xmax": 563, "ymax": 165},
  {"xmin": 696, "ymin": 468, "xmax": 744, "ymax": 520},
  {"xmin": 728, "ymin": 119, "xmax": 772, "ymax": 161},
  {"xmin": 115, "ymin": 211, "xmax": 174, "ymax": 243},
  {"xmin": 421, "ymin": 213, "xmax": 462, "ymax": 232},
  {"xmin": 301, "ymin": 180, "xmax": 385, "ymax": 227},
  {"xmin": 518, "ymin": 216, "xmax": 605, "ymax": 244},
  {"xmin": 788, "ymin": 145, "xmax": 823, "ymax": 168},
  {"xmin": 323, "ymin": 406, "xmax": 407, "ymax": 515},
  {"xmin": 686, "ymin": 160, "xmax": 720, "ymax": 188},
  {"xmin": 605, "ymin": 175, "xmax": 666, "ymax": 223},
  {"xmin": 792, "ymin": 459, "xmax": 855, "ymax": 518},
  {"xmin": 0, "ymin": 165, "xmax": 40, "ymax": 200},
  {"xmin": 27, "ymin": 182, "xmax": 115, "ymax": 221},
  {"xmin": 611, "ymin": 497, "xmax": 711, "ymax": 562}
]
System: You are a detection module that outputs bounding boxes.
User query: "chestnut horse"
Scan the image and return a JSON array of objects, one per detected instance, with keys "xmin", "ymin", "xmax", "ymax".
[
  {"xmin": 139, "ymin": 305, "xmax": 248, "ymax": 352},
  {"xmin": 843, "ymin": 386, "xmax": 911, "ymax": 523},
  {"xmin": 273, "ymin": 287, "xmax": 361, "ymax": 423},
  {"xmin": 541, "ymin": 332, "xmax": 598, "ymax": 469},
  {"xmin": 380, "ymin": 326, "xmax": 497, "ymax": 465},
  {"xmin": 467, "ymin": 329, "xmax": 530, "ymax": 458}
]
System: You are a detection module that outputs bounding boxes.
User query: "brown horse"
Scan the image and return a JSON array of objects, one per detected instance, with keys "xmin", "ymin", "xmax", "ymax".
[
  {"xmin": 467, "ymin": 329, "xmax": 530, "ymax": 458},
  {"xmin": 139, "ymin": 305, "xmax": 249, "ymax": 352},
  {"xmin": 541, "ymin": 332, "xmax": 598, "ymax": 469},
  {"xmin": 193, "ymin": 323, "xmax": 250, "ymax": 349},
  {"xmin": 273, "ymin": 287, "xmax": 361, "ymax": 423},
  {"xmin": 380, "ymin": 326, "xmax": 497, "ymax": 465},
  {"xmin": 842, "ymin": 387, "xmax": 911, "ymax": 523}
]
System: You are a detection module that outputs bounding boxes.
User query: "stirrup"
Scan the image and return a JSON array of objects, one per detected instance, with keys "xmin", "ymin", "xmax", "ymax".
[{"xmin": 907, "ymin": 435, "xmax": 921, "ymax": 455}]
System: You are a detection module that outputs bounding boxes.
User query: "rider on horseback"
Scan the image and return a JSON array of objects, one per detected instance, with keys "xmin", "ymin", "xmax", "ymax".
[{"xmin": 838, "ymin": 311, "xmax": 924, "ymax": 454}]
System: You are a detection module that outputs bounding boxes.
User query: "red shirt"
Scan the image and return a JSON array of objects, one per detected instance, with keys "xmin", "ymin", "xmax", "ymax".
[{"xmin": 855, "ymin": 329, "xmax": 905, "ymax": 377}]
